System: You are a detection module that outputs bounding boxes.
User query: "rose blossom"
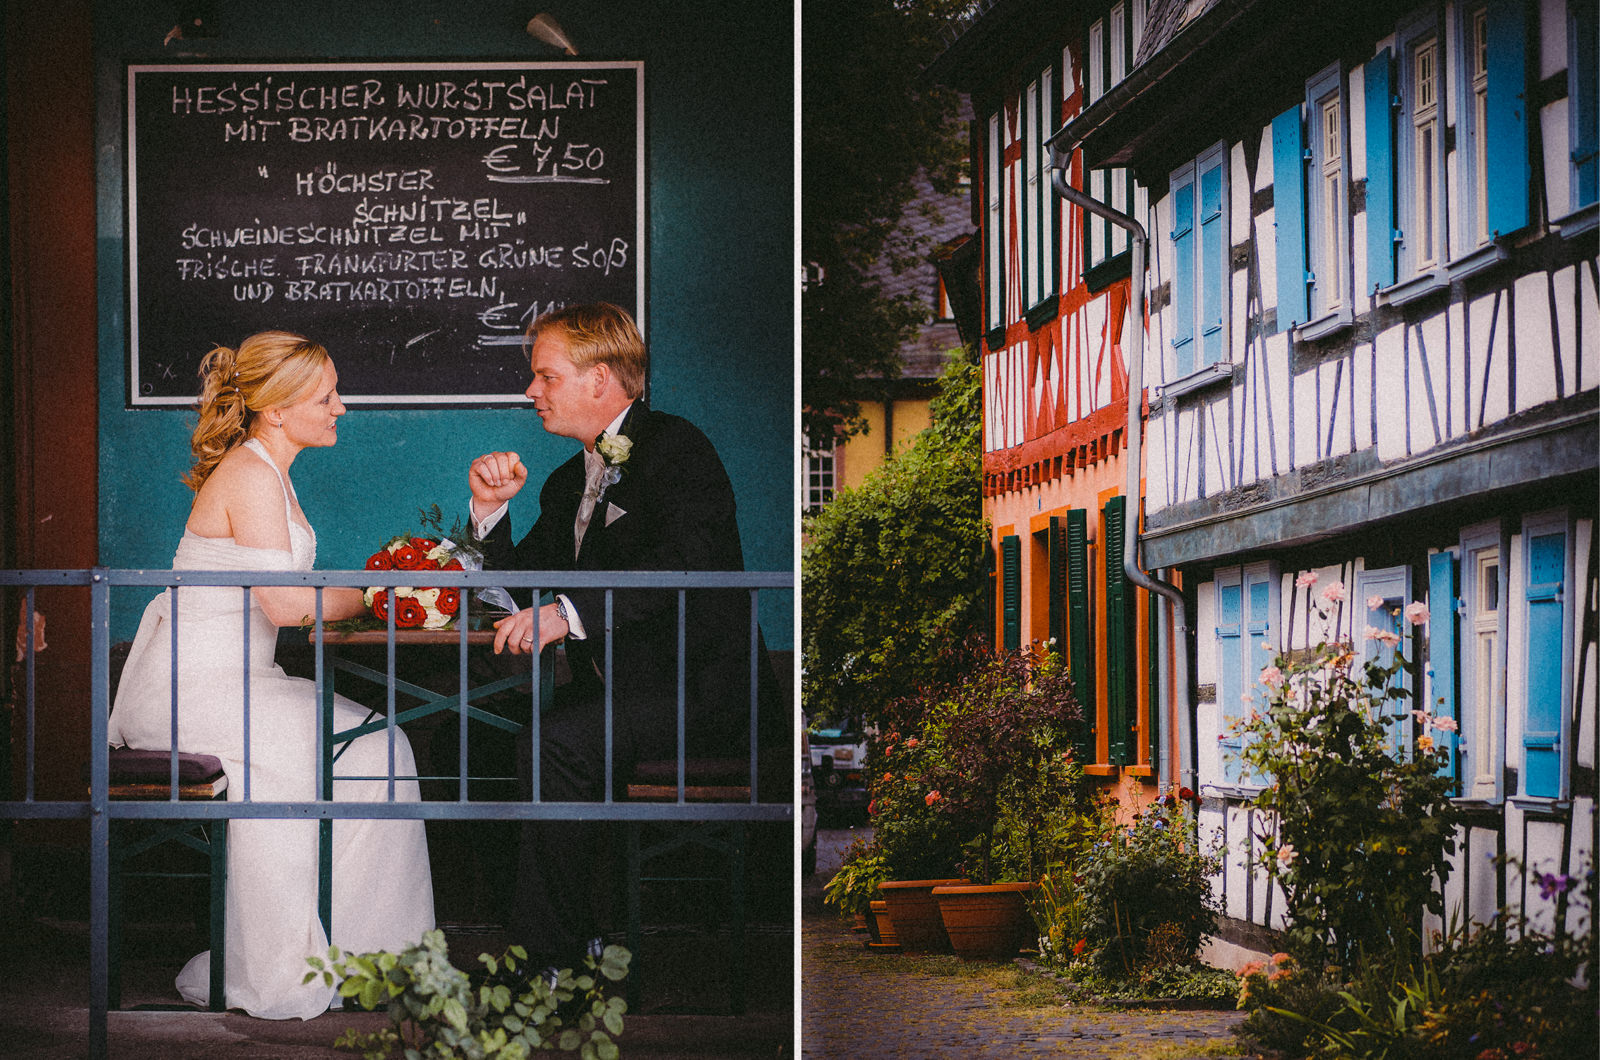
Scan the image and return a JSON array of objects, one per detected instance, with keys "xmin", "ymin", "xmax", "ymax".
[
  {"xmin": 1404, "ymin": 601, "xmax": 1430, "ymax": 626},
  {"xmin": 1432, "ymin": 716, "xmax": 1458, "ymax": 732},
  {"xmin": 1260, "ymin": 664, "xmax": 1285, "ymax": 689},
  {"xmin": 393, "ymin": 595, "xmax": 427, "ymax": 629},
  {"xmin": 1276, "ymin": 844, "xmax": 1297, "ymax": 867},
  {"xmin": 1367, "ymin": 594, "xmax": 1386, "ymax": 611},
  {"xmin": 924, "ymin": 790, "xmax": 942, "ymax": 807},
  {"xmin": 365, "ymin": 550, "xmax": 394, "ymax": 570},
  {"xmin": 437, "ymin": 588, "xmax": 460, "ymax": 616},
  {"xmin": 1320, "ymin": 581, "xmax": 1346, "ymax": 603},
  {"xmin": 1417, "ymin": 734, "xmax": 1435, "ymax": 752},
  {"xmin": 1295, "ymin": 571, "xmax": 1319, "ymax": 588}
]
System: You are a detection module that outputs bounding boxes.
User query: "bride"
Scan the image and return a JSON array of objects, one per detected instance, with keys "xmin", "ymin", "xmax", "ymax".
[{"xmin": 108, "ymin": 331, "xmax": 435, "ymax": 1019}]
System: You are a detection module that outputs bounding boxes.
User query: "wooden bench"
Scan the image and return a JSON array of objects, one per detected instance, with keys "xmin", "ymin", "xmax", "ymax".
[{"xmin": 102, "ymin": 642, "xmax": 228, "ymax": 1011}]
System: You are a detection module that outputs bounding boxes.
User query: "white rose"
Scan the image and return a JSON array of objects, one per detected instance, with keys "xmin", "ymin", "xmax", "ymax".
[
  {"xmin": 422, "ymin": 607, "xmax": 452, "ymax": 630},
  {"xmin": 597, "ymin": 434, "xmax": 632, "ymax": 465},
  {"xmin": 412, "ymin": 588, "xmax": 441, "ymax": 609}
]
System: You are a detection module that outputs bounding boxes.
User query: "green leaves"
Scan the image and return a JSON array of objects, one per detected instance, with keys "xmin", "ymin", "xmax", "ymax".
[{"xmin": 304, "ymin": 933, "xmax": 630, "ymax": 1058}]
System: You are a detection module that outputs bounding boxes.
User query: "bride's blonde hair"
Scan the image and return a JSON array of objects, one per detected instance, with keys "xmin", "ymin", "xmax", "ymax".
[{"xmin": 184, "ymin": 331, "xmax": 330, "ymax": 492}]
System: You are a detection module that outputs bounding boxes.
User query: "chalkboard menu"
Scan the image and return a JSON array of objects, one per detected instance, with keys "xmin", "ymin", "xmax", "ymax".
[{"xmin": 126, "ymin": 62, "xmax": 644, "ymax": 406}]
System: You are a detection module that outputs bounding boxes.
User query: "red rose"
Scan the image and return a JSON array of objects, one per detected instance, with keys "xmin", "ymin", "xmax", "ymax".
[
  {"xmin": 410, "ymin": 537, "xmax": 438, "ymax": 552},
  {"xmin": 365, "ymin": 550, "xmax": 394, "ymax": 570},
  {"xmin": 440, "ymin": 558, "xmax": 464, "ymax": 571},
  {"xmin": 437, "ymin": 588, "xmax": 460, "ymax": 616},
  {"xmin": 369, "ymin": 590, "xmax": 391, "ymax": 621},
  {"xmin": 390, "ymin": 544, "xmax": 425, "ymax": 570},
  {"xmin": 393, "ymin": 595, "xmax": 427, "ymax": 629}
]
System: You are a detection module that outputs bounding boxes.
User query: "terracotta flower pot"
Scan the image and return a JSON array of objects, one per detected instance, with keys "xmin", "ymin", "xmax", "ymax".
[
  {"xmin": 932, "ymin": 881, "xmax": 1036, "ymax": 961},
  {"xmin": 878, "ymin": 878, "xmax": 966, "ymax": 954},
  {"xmin": 865, "ymin": 899, "xmax": 899, "ymax": 950}
]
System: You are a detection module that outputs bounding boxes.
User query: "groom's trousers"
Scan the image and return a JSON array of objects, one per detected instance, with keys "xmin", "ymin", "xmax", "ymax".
[{"xmin": 509, "ymin": 682, "xmax": 683, "ymax": 963}]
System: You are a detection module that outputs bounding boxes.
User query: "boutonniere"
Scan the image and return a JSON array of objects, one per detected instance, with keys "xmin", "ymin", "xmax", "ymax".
[{"xmin": 595, "ymin": 431, "xmax": 632, "ymax": 492}]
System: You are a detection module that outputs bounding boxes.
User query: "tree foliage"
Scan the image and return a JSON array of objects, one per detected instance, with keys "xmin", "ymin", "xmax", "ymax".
[
  {"xmin": 801, "ymin": 347, "xmax": 985, "ymax": 729},
  {"xmin": 801, "ymin": 0, "xmax": 969, "ymax": 444}
]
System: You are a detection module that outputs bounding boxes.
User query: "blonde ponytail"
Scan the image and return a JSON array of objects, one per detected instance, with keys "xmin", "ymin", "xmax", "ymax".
[{"xmin": 183, "ymin": 331, "xmax": 330, "ymax": 492}]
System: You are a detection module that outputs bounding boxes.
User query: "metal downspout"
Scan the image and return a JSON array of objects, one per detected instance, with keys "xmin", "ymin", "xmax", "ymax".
[{"xmin": 1049, "ymin": 155, "xmax": 1195, "ymax": 796}]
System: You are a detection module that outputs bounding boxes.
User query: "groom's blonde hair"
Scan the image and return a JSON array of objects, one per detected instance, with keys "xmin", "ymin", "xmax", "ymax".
[{"xmin": 528, "ymin": 303, "xmax": 647, "ymax": 399}]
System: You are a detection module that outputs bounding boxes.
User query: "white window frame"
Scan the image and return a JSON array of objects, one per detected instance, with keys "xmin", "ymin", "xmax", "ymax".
[
  {"xmin": 1396, "ymin": 15, "xmax": 1447, "ymax": 281},
  {"xmin": 1457, "ymin": 520, "xmax": 1507, "ymax": 802},
  {"xmin": 1305, "ymin": 64, "xmax": 1350, "ymax": 322},
  {"xmin": 985, "ymin": 111, "xmax": 1004, "ymax": 334},
  {"xmin": 804, "ymin": 444, "xmax": 836, "ymax": 511},
  {"xmin": 1087, "ymin": 19, "xmax": 1105, "ymax": 104},
  {"xmin": 1456, "ymin": 2, "xmax": 1493, "ymax": 251}
]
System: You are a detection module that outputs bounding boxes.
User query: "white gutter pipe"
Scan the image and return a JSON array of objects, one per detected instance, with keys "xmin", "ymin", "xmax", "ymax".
[{"xmin": 1049, "ymin": 152, "xmax": 1195, "ymax": 796}]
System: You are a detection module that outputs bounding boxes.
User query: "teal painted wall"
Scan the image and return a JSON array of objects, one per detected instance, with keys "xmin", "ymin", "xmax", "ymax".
[{"xmin": 93, "ymin": 2, "xmax": 794, "ymax": 644}]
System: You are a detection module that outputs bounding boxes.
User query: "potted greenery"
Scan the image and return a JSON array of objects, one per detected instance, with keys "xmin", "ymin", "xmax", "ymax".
[
  {"xmin": 862, "ymin": 719, "xmax": 970, "ymax": 954},
  {"xmin": 878, "ymin": 646, "xmax": 1087, "ymax": 960},
  {"xmin": 932, "ymin": 648, "xmax": 1085, "ymax": 960},
  {"xmin": 822, "ymin": 837, "xmax": 892, "ymax": 943}
]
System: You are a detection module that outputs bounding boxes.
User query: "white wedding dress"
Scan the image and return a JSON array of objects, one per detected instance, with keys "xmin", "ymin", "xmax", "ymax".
[{"xmin": 107, "ymin": 439, "xmax": 435, "ymax": 1019}]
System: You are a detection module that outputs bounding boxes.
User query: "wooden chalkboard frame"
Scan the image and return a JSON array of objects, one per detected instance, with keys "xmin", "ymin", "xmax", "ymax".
[{"xmin": 125, "ymin": 60, "xmax": 645, "ymax": 407}]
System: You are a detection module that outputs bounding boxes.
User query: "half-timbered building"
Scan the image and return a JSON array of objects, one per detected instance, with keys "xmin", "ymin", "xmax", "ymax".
[
  {"xmin": 943, "ymin": 0, "xmax": 1596, "ymax": 964},
  {"xmin": 931, "ymin": 0, "xmax": 1177, "ymax": 807}
]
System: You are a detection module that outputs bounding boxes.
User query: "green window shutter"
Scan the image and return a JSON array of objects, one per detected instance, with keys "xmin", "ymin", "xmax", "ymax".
[
  {"xmin": 1066, "ymin": 509, "xmax": 1095, "ymax": 758},
  {"xmin": 1103, "ymin": 497, "xmax": 1135, "ymax": 766},
  {"xmin": 1048, "ymin": 518, "xmax": 1067, "ymax": 656},
  {"xmin": 1002, "ymin": 534, "xmax": 1022, "ymax": 651}
]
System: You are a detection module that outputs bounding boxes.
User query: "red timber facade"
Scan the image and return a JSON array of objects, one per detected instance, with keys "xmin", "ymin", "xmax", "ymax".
[{"xmin": 931, "ymin": 0, "xmax": 1176, "ymax": 803}]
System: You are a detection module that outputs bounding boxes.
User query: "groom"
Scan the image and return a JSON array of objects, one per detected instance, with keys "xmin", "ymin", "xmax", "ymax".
[{"xmin": 466, "ymin": 302, "xmax": 771, "ymax": 971}]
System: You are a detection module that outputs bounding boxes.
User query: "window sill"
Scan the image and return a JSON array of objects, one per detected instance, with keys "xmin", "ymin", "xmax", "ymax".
[
  {"xmin": 1508, "ymin": 795, "xmax": 1572, "ymax": 817},
  {"xmin": 1083, "ymin": 250, "xmax": 1132, "ymax": 293},
  {"xmin": 1159, "ymin": 361, "xmax": 1232, "ymax": 401},
  {"xmin": 1293, "ymin": 307, "xmax": 1353, "ymax": 343},
  {"xmin": 1200, "ymin": 782, "xmax": 1263, "ymax": 800},
  {"xmin": 1083, "ymin": 764, "xmax": 1119, "ymax": 777},
  {"xmin": 1025, "ymin": 294, "xmax": 1059, "ymax": 331},
  {"xmin": 1447, "ymin": 242, "xmax": 1511, "ymax": 282},
  {"xmin": 1122, "ymin": 765, "xmax": 1154, "ymax": 778},
  {"xmin": 1376, "ymin": 269, "xmax": 1449, "ymax": 308},
  {"xmin": 1552, "ymin": 201, "xmax": 1598, "ymax": 238}
]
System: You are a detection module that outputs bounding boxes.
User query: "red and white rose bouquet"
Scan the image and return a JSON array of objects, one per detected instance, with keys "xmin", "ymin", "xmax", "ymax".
[{"xmin": 362, "ymin": 534, "xmax": 469, "ymax": 630}]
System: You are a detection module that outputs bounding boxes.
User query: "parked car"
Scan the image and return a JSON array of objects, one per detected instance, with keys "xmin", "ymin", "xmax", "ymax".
[
  {"xmin": 800, "ymin": 730, "xmax": 818, "ymax": 876},
  {"xmin": 808, "ymin": 727, "xmax": 868, "ymax": 820}
]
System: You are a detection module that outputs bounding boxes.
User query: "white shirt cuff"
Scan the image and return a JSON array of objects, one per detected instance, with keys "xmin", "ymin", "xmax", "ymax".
[
  {"xmin": 557, "ymin": 594, "xmax": 586, "ymax": 639},
  {"xmin": 471, "ymin": 498, "xmax": 509, "ymax": 539}
]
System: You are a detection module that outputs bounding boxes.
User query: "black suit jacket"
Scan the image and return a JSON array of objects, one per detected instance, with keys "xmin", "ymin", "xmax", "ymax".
[{"xmin": 482, "ymin": 401, "xmax": 775, "ymax": 752}]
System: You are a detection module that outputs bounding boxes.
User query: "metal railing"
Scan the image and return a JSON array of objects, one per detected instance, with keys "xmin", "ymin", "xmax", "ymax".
[{"xmin": 1, "ymin": 566, "xmax": 793, "ymax": 1058}]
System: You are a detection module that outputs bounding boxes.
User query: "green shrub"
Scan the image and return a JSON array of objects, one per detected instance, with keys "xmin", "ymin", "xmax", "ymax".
[{"xmin": 1077, "ymin": 797, "xmax": 1219, "ymax": 973}]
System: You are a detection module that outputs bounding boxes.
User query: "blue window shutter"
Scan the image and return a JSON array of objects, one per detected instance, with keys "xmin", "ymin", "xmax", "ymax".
[
  {"xmin": 1365, "ymin": 49, "xmax": 1396, "ymax": 291},
  {"xmin": 1271, "ymin": 105, "xmax": 1308, "ymax": 331},
  {"xmin": 1198, "ymin": 158, "xmax": 1226, "ymax": 366},
  {"xmin": 1484, "ymin": 0, "xmax": 1530, "ymax": 235},
  {"xmin": 1243, "ymin": 569, "xmax": 1273, "ymax": 780},
  {"xmin": 1428, "ymin": 551, "xmax": 1459, "ymax": 784},
  {"xmin": 1066, "ymin": 509, "xmax": 1096, "ymax": 760},
  {"xmin": 1571, "ymin": 0, "xmax": 1599, "ymax": 208},
  {"xmin": 1002, "ymin": 534, "xmax": 1022, "ymax": 651},
  {"xmin": 1171, "ymin": 177, "xmax": 1196, "ymax": 375},
  {"xmin": 1523, "ymin": 529, "xmax": 1566, "ymax": 798},
  {"xmin": 1217, "ymin": 579, "xmax": 1243, "ymax": 783}
]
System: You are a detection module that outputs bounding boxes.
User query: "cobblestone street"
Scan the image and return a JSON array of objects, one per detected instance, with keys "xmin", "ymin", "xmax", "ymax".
[{"xmin": 801, "ymin": 826, "xmax": 1249, "ymax": 1059}]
